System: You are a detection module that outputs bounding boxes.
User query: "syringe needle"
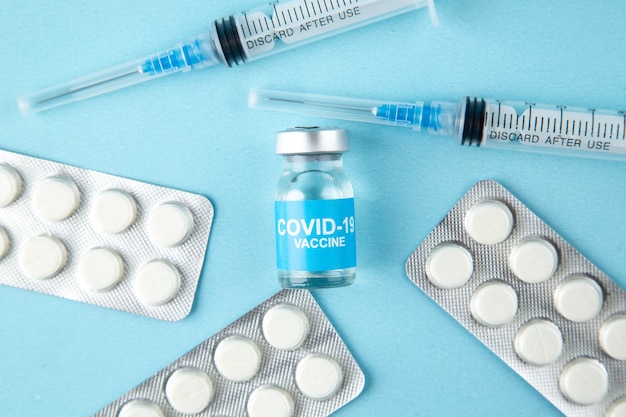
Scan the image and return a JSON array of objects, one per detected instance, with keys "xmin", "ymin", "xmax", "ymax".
[
  {"xmin": 29, "ymin": 69, "xmax": 140, "ymax": 107},
  {"xmin": 264, "ymin": 97, "xmax": 376, "ymax": 114},
  {"xmin": 250, "ymin": 91, "xmax": 387, "ymax": 125}
]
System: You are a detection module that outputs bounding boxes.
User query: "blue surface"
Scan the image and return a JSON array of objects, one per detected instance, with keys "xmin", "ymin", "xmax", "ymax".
[{"xmin": 1, "ymin": 1, "xmax": 626, "ymax": 416}]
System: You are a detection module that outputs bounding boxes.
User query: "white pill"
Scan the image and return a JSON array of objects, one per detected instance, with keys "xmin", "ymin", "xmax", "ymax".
[
  {"xmin": 295, "ymin": 354, "xmax": 343, "ymax": 400},
  {"xmin": 425, "ymin": 243, "xmax": 473, "ymax": 289},
  {"xmin": 262, "ymin": 304, "xmax": 310, "ymax": 350},
  {"xmin": 32, "ymin": 176, "xmax": 80, "ymax": 221},
  {"xmin": 559, "ymin": 357, "xmax": 608, "ymax": 405},
  {"xmin": 509, "ymin": 238, "xmax": 558, "ymax": 284},
  {"xmin": 90, "ymin": 189, "xmax": 138, "ymax": 234},
  {"xmin": 470, "ymin": 281, "xmax": 518, "ymax": 327},
  {"xmin": 133, "ymin": 260, "xmax": 181, "ymax": 306},
  {"xmin": 514, "ymin": 319, "xmax": 563, "ymax": 366},
  {"xmin": 118, "ymin": 399, "xmax": 165, "ymax": 417},
  {"xmin": 165, "ymin": 367, "xmax": 214, "ymax": 415},
  {"xmin": 147, "ymin": 202, "xmax": 194, "ymax": 247},
  {"xmin": 553, "ymin": 275, "xmax": 603, "ymax": 322},
  {"xmin": 599, "ymin": 314, "xmax": 626, "ymax": 360},
  {"xmin": 247, "ymin": 385, "xmax": 294, "ymax": 417},
  {"xmin": 19, "ymin": 235, "xmax": 67, "ymax": 280},
  {"xmin": 0, "ymin": 163, "xmax": 22, "ymax": 207},
  {"xmin": 0, "ymin": 227, "xmax": 10, "ymax": 260},
  {"xmin": 77, "ymin": 247, "xmax": 124, "ymax": 292},
  {"xmin": 464, "ymin": 200, "xmax": 514, "ymax": 245},
  {"xmin": 214, "ymin": 335, "xmax": 262, "ymax": 382},
  {"xmin": 606, "ymin": 397, "xmax": 626, "ymax": 417}
]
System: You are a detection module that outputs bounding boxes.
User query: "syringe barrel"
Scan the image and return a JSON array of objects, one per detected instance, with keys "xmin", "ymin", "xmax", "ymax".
[
  {"xmin": 460, "ymin": 97, "xmax": 626, "ymax": 161},
  {"xmin": 214, "ymin": 0, "xmax": 437, "ymax": 66}
]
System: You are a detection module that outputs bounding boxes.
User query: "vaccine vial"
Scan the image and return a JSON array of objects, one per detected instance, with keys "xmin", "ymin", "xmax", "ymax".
[{"xmin": 274, "ymin": 127, "xmax": 356, "ymax": 289}]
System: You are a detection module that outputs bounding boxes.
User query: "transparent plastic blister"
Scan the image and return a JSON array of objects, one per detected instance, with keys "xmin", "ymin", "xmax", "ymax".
[
  {"xmin": 0, "ymin": 149, "xmax": 214, "ymax": 321},
  {"xmin": 92, "ymin": 289, "xmax": 365, "ymax": 417},
  {"xmin": 406, "ymin": 180, "xmax": 626, "ymax": 417}
]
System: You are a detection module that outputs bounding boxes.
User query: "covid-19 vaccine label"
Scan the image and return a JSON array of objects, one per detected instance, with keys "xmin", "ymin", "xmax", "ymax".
[{"xmin": 275, "ymin": 198, "xmax": 356, "ymax": 271}]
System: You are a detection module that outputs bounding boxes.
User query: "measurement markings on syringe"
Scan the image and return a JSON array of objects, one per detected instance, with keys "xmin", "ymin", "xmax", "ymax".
[
  {"xmin": 243, "ymin": 0, "xmax": 359, "ymax": 35},
  {"xmin": 485, "ymin": 103, "xmax": 626, "ymax": 152},
  {"xmin": 241, "ymin": 0, "xmax": 365, "ymax": 52}
]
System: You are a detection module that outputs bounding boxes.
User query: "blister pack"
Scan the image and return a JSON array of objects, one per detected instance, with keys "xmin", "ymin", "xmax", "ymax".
[
  {"xmin": 92, "ymin": 289, "xmax": 365, "ymax": 417},
  {"xmin": 0, "ymin": 149, "xmax": 213, "ymax": 321},
  {"xmin": 406, "ymin": 180, "xmax": 626, "ymax": 417}
]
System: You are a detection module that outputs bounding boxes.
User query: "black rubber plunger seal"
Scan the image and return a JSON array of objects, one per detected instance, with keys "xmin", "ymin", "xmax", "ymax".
[
  {"xmin": 461, "ymin": 97, "xmax": 486, "ymax": 146},
  {"xmin": 214, "ymin": 15, "xmax": 247, "ymax": 67}
]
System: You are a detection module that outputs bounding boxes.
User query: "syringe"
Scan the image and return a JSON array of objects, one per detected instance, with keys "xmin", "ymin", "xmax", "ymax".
[
  {"xmin": 249, "ymin": 89, "xmax": 626, "ymax": 161},
  {"xmin": 17, "ymin": 0, "xmax": 437, "ymax": 114}
]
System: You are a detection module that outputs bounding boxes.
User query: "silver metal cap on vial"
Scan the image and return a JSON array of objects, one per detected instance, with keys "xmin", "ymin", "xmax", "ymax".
[{"xmin": 275, "ymin": 127, "xmax": 349, "ymax": 155}]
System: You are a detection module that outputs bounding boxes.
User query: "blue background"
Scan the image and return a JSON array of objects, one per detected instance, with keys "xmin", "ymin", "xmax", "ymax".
[{"xmin": 1, "ymin": 1, "xmax": 626, "ymax": 416}]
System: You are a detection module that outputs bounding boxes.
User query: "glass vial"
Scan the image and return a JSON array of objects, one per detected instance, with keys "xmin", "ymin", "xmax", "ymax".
[{"xmin": 274, "ymin": 127, "xmax": 356, "ymax": 289}]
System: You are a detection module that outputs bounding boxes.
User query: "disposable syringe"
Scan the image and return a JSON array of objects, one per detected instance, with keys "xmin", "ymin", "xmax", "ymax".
[
  {"xmin": 249, "ymin": 89, "xmax": 626, "ymax": 161},
  {"xmin": 17, "ymin": 0, "xmax": 437, "ymax": 114}
]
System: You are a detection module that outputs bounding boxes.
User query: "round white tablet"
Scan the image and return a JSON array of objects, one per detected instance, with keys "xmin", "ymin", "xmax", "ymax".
[
  {"xmin": 295, "ymin": 354, "xmax": 343, "ymax": 400},
  {"xmin": 0, "ymin": 227, "xmax": 10, "ymax": 260},
  {"xmin": 133, "ymin": 260, "xmax": 181, "ymax": 306},
  {"xmin": 425, "ymin": 243, "xmax": 474, "ymax": 289},
  {"xmin": 553, "ymin": 275, "xmax": 603, "ymax": 322},
  {"xmin": 514, "ymin": 319, "xmax": 563, "ymax": 366},
  {"xmin": 606, "ymin": 397, "xmax": 626, "ymax": 417},
  {"xmin": 509, "ymin": 238, "xmax": 558, "ymax": 284},
  {"xmin": 77, "ymin": 247, "xmax": 124, "ymax": 292},
  {"xmin": 32, "ymin": 176, "xmax": 80, "ymax": 222},
  {"xmin": 559, "ymin": 357, "xmax": 608, "ymax": 405},
  {"xmin": 247, "ymin": 385, "xmax": 294, "ymax": 417},
  {"xmin": 214, "ymin": 335, "xmax": 262, "ymax": 382},
  {"xmin": 470, "ymin": 281, "xmax": 518, "ymax": 327},
  {"xmin": 19, "ymin": 235, "xmax": 68, "ymax": 280},
  {"xmin": 599, "ymin": 314, "xmax": 626, "ymax": 360},
  {"xmin": 165, "ymin": 367, "xmax": 214, "ymax": 415},
  {"xmin": 262, "ymin": 304, "xmax": 310, "ymax": 350},
  {"xmin": 118, "ymin": 399, "xmax": 165, "ymax": 417},
  {"xmin": 464, "ymin": 200, "xmax": 514, "ymax": 245},
  {"xmin": 147, "ymin": 202, "xmax": 194, "ymax": 247},
  {"xmin": 91, "ymin": 189, "xmax": 138, "ymax": 234},
  {"xmin": 0, "ymin": 163, "xmax": 22, "ymax": 207}
]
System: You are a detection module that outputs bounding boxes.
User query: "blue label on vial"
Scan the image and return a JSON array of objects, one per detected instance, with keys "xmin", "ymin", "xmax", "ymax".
[{"xmin": 275, "ymin": 198, "xmax": 356, "ymax": 271}]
